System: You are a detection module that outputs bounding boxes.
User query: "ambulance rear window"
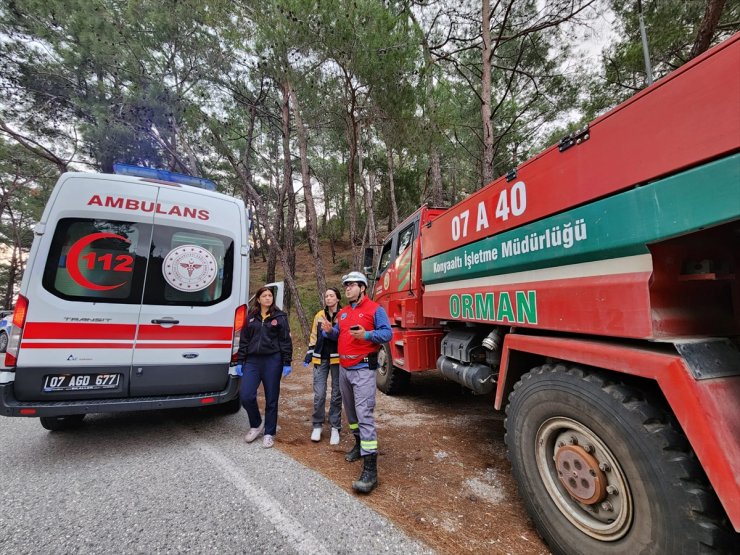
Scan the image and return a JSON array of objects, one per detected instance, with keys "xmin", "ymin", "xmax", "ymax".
[
  {"xmin": 42, "ymin": 218, "xmax": 149, "ymax": 303},
  {"xmin": 43, "ymin": 219, "xmax": 234, "ymax": 306},
  {"xmin": 142, "ymin": 227, "xmax": 233, "ymax": 306}
]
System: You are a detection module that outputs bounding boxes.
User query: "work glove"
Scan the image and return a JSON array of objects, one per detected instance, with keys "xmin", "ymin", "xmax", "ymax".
[
  {"xmin": 235, "ymin": 364, "xmax": 243, "ymax": 377},
  {"xmin": 282, "ymin": 365, "xmax": 292, "ymax": 377},
  {"xmin": 303, "ymin": 351, "xmax": 312, "ymax": 365}
]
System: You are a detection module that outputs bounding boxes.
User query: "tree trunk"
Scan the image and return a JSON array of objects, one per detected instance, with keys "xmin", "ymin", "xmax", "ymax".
[
  {"xmin": 385, "ymin": 141, "xmax": 399, "ymax": 231},
  {"xmin": 252, "ymin": 203, "xmax": 268, "ymax": 262},
  {"xmin": 689, "ymin": 0, "xmax": 727, "ymax": 59},
  {"xmin": 3, "ymin": 208, "xmax": 22, "ymax": 309},
  {"xmin": 481, "ymin": 0, "xmax": 494, "ymax": 186},
  {"xmin": 280, "ymin": 81, "xmax": 296, "ymax": 313},
  {"xmin": 364, "ymin": 170, "xmax": 378, "ymax": 268},
  {"xmin": 238, "ymin": 102, "xmax": 268, "ymax": 263},
  {"xmin": 2, "ymin": 247, "xmax": 18, "ymax": 310},
  {"xmin": 357, "ymin": 125, "xmax": 377, "ymax": 267},
  {"xmin": 289, "ymin": 86, "xmax": 327, "ymax": 299},
  {"xmin": 0, "ymin": 178, "xmax": 22, "ymax": 221},
  {"xmin": 451, "ymin": 163, "xmax": 458, "ymax": 206},
  {"xmin": 321, "ymin": 179, "xmax": 329, "ymax": 230},
  {"xmin": 240, "ymin": 103, "xmax": 258, "ymax": 203},
  {"xmin": 346, "ymin": 113, "xmax": 361, "ymax": 269},
  {"xmin": 266, "ymin": 134, "xmax": 284, "ymax": 283},
  {"xmin": 430, "ymin": 142, "xmax": 444, "ymax": 206},
  {"xmin": 342, "ymin": 71, "xmax": 362, "ymax": 270}
]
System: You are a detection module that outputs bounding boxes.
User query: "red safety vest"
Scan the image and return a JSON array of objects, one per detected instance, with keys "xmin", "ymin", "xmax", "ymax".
[{"xmin": 336, "ymin": 295, "xmax": 381, "ymax": 368}]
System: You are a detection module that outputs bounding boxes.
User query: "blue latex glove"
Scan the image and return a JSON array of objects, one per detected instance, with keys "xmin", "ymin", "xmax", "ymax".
[
  {"xmin": 302, "ymin": 361, "xmax": 310, "ymax": 367},
  {"xmin": 282, "ymin": 365, "xmax": 292, "ymax": 377},
  {"xmin": 235, "ymin": 364, "xmax": 243, "ymax": 377}
]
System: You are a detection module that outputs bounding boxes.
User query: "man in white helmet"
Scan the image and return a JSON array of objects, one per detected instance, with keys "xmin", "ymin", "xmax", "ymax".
[{"xmin": 320, "ymin": 270, "xmax": 392, "ymax": 493}]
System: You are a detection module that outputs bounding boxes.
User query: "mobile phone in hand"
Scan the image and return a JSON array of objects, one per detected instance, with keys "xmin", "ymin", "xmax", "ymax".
[{"xmin": 350, "ymin": 325, "xmax": 361, "ymax": 330}]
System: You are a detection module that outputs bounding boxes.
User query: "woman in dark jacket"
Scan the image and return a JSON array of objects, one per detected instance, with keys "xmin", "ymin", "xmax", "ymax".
[{"xmin": 236, "ymin": 286, "xmax": 293, "ymax": 449}]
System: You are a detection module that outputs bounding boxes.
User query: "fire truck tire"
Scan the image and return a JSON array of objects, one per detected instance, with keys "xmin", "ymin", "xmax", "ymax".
[
  {"xmin": 504, "ymin": 363, "xmax": 735, "ymax": 555},
  {"xmin": 40, "ymin": 414, "xmax": 86, "ymax": 431},
  {"xmin": 376, "ymin": 343, "xmax": 409, "ymax": 395},
  {"xmin": 0, "ymin": 330, "xmax": 8, "ymax": 353}
]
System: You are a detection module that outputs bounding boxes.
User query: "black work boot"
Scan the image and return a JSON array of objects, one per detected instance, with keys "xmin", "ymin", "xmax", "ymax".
[
  {"xmin": 345, "ymin": 434, "xmax": 361, "ymax": 462},
  {"xmin": 352, "ymin": 453, "xmax": 378, "ymax": 494}
]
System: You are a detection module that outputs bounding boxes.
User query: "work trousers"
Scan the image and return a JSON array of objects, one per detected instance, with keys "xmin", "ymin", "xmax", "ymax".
[
  {"xmin": 312, "ymin": 359, "xmax": 342, "ymax": 430},
  {"xmin": 241, "ymin": 352, "xmax": 282, "ymax": 436},
  {"xmin": 339, "ymin": 365, "xmax": 377, "ymax": 455}
]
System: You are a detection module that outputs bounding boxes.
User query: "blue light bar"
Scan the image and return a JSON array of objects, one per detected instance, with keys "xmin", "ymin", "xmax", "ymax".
[{"xmin": 112, "ymin": 164, "xmax": 217, "ymax": 191}]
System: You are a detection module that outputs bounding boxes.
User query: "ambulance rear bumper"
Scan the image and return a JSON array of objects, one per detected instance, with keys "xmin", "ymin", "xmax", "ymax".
[{"xmin": 0, "ymin": 375, "xmax": 241, "ymax": 417}]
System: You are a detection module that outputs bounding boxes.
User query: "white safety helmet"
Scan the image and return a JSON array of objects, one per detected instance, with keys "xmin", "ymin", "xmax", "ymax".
[{"xmin": 342, "ymin": 271, "xmax": 368, "ymax": 287}]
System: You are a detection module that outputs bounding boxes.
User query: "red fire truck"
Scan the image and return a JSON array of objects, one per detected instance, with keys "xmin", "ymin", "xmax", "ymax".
[{"xmin": 368, "ymin": 34, "xmax": 739, "ymax": 553}]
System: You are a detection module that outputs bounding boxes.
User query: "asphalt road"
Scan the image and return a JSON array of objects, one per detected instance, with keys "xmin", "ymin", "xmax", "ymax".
[{"xmin": 0, "ymin": 408, "xmax": 432, "ymax": 554}]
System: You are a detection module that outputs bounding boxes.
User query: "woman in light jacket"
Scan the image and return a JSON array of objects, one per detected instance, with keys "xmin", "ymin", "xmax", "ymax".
[{"xmin": 304, "ymin": 287, "xmax": 342, "ymax": 444}]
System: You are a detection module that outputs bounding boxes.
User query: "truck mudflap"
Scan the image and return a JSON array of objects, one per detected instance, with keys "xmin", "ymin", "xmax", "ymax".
[
  {"xmin": 0, "ymin": 375, "xmax": 240, "ymax": 417},
  {"xmin": 496, "ymin": 333, "xmax": 740, "ymax": 531}
]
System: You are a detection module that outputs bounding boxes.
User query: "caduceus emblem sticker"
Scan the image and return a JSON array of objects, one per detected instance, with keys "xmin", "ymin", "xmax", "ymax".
[{"xmin": 162, "ymin": 245, "xmax": 218, "ymax": 292}]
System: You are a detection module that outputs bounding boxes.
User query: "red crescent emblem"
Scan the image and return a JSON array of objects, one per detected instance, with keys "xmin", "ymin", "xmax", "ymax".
[{"xmin": 67, "ymin": 232, "xmax": 131, "ymax": 291}]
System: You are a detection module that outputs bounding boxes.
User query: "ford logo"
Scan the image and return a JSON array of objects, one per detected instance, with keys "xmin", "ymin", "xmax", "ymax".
[{"xmin": 182, "ymin": 353, "xmax": 199, "ymax": 359}]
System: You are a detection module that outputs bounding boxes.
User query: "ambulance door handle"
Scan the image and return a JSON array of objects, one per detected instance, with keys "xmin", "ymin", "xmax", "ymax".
[{"xmin": 151, "ymin": 318, "xmax": 180, "ymax": 325}]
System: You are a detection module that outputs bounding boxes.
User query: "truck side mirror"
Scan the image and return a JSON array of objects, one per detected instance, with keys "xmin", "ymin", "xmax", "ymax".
[{"xmin": 363, "ymin": 247, "xmax": 374, "ymax": 275}]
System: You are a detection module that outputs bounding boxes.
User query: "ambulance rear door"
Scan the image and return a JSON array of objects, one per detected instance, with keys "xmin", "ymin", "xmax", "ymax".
[
  {"xmin": 14, "ymin": 174, "xmax": 155, "ymax": 401},
  {"xmin": 130, "ymin": 185, "xmax": 242, "ymax": 396}
]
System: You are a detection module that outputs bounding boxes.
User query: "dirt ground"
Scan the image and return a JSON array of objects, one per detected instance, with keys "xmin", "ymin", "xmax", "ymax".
[
  {"xmin": 273, "ymin": 363, "xmax": 550, "ymax": 555},
  {"xmin": 250, "ymin": 241, "xmax": 549, "ymax": 553}
]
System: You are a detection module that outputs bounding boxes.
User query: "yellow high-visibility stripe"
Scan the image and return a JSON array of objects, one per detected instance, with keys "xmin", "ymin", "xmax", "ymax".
[
  {"xmin": 361, "ymin": 440, "xmax": 377, "ymax": 450},
  {"xmin": 349, "ymin": 423, "xmax": 359, "ymax": 430}
]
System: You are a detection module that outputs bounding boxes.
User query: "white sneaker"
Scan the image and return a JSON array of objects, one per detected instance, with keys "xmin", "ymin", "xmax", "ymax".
[
  {"xmin": 244, "ymin": 422, "xmax": 264, "ymax": 443},
  {"xmin": 311, "ymin": 427, "xmax": 322, "ymax": 442},
  {"xmin": 262, "ymin": 434, "xmax": 274, "ymax": 449},
  {"xmin": 330, "ymin": 428, "xmax": 340, "ymax": 445}
]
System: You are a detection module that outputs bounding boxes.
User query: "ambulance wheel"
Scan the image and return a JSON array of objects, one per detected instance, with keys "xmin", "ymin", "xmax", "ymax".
[
  {"xmin": 0, "ymin": 331, "xmax": 7, "ymax": 353},
  {"xmin": 40, "ymin": 414, "xmax": 86, "ymax": 431},
  {"xmin": 504, "ymin": 363, "xmax": 734, "ymax": 555},
  {"xmin": 219, "ymin": 395, "xmax": 242, "ymax": 415},
  {"xmin": 376, "ymin": 344, "xmax": 409, "ymax": 395}
]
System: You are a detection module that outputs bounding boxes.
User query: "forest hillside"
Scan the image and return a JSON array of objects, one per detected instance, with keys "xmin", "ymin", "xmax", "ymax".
[{"xmin": 251, "ymin": 233, "xmax": 363, "ymax": 345}]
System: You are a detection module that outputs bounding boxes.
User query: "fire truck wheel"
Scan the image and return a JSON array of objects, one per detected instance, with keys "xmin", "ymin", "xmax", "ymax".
[
  {"xmin": 376, "ymin": 343, "xmax": 409, "ymax": 395},
  {"xmin": 40, "ymin": 414, "xmax": 86, "ymax": 431},
  {"xmin": 504, "ymin": 363, "xmax": 734, "ymax": 555},
  {"xmin": 0, "ymin": 331, "xmax": 7, "ymax": 353}
]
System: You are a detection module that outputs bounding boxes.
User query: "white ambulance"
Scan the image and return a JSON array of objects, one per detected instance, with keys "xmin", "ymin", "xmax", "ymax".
[{"xmin": 0, "ymin": 166, "xmax": 249, "ymax": 430}]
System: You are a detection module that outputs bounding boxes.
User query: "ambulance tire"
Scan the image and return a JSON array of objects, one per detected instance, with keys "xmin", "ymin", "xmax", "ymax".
[
  {"xmin": 376, "ymin": 343, "xmax": 409, "ymax": 395},
  {"xmin": 40, "ymin": 414, "xmax": 86, "ymax": 431},
  {"xmin": 504, "ymin": 363, "xmax": 735, "ymax": 555},
  {"xmin": 218, "ymin": 395, "xmax": 242, "ymax": 415},
  {"xmin": 0, "ymin": 331, "xmax": 7, "ymax": 353}
]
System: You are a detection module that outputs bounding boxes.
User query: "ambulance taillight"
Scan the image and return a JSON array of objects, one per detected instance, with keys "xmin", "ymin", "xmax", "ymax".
[
  {"xmin": 232, "ymin": 304, "xmax": 246, "ymax": 363},
  {"xmin": 4, "ymin": 294, "xmax": 28, "ymax": 368}
]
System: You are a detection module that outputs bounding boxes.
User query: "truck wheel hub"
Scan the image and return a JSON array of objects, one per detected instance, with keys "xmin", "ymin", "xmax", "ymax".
[
  {"xmin": 555, "ymin": 445, "xmax": 607, "ymax": 504},
  {"xmin": 536, "ymin": 417, "xmax": 633, "ymax": 540}
]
